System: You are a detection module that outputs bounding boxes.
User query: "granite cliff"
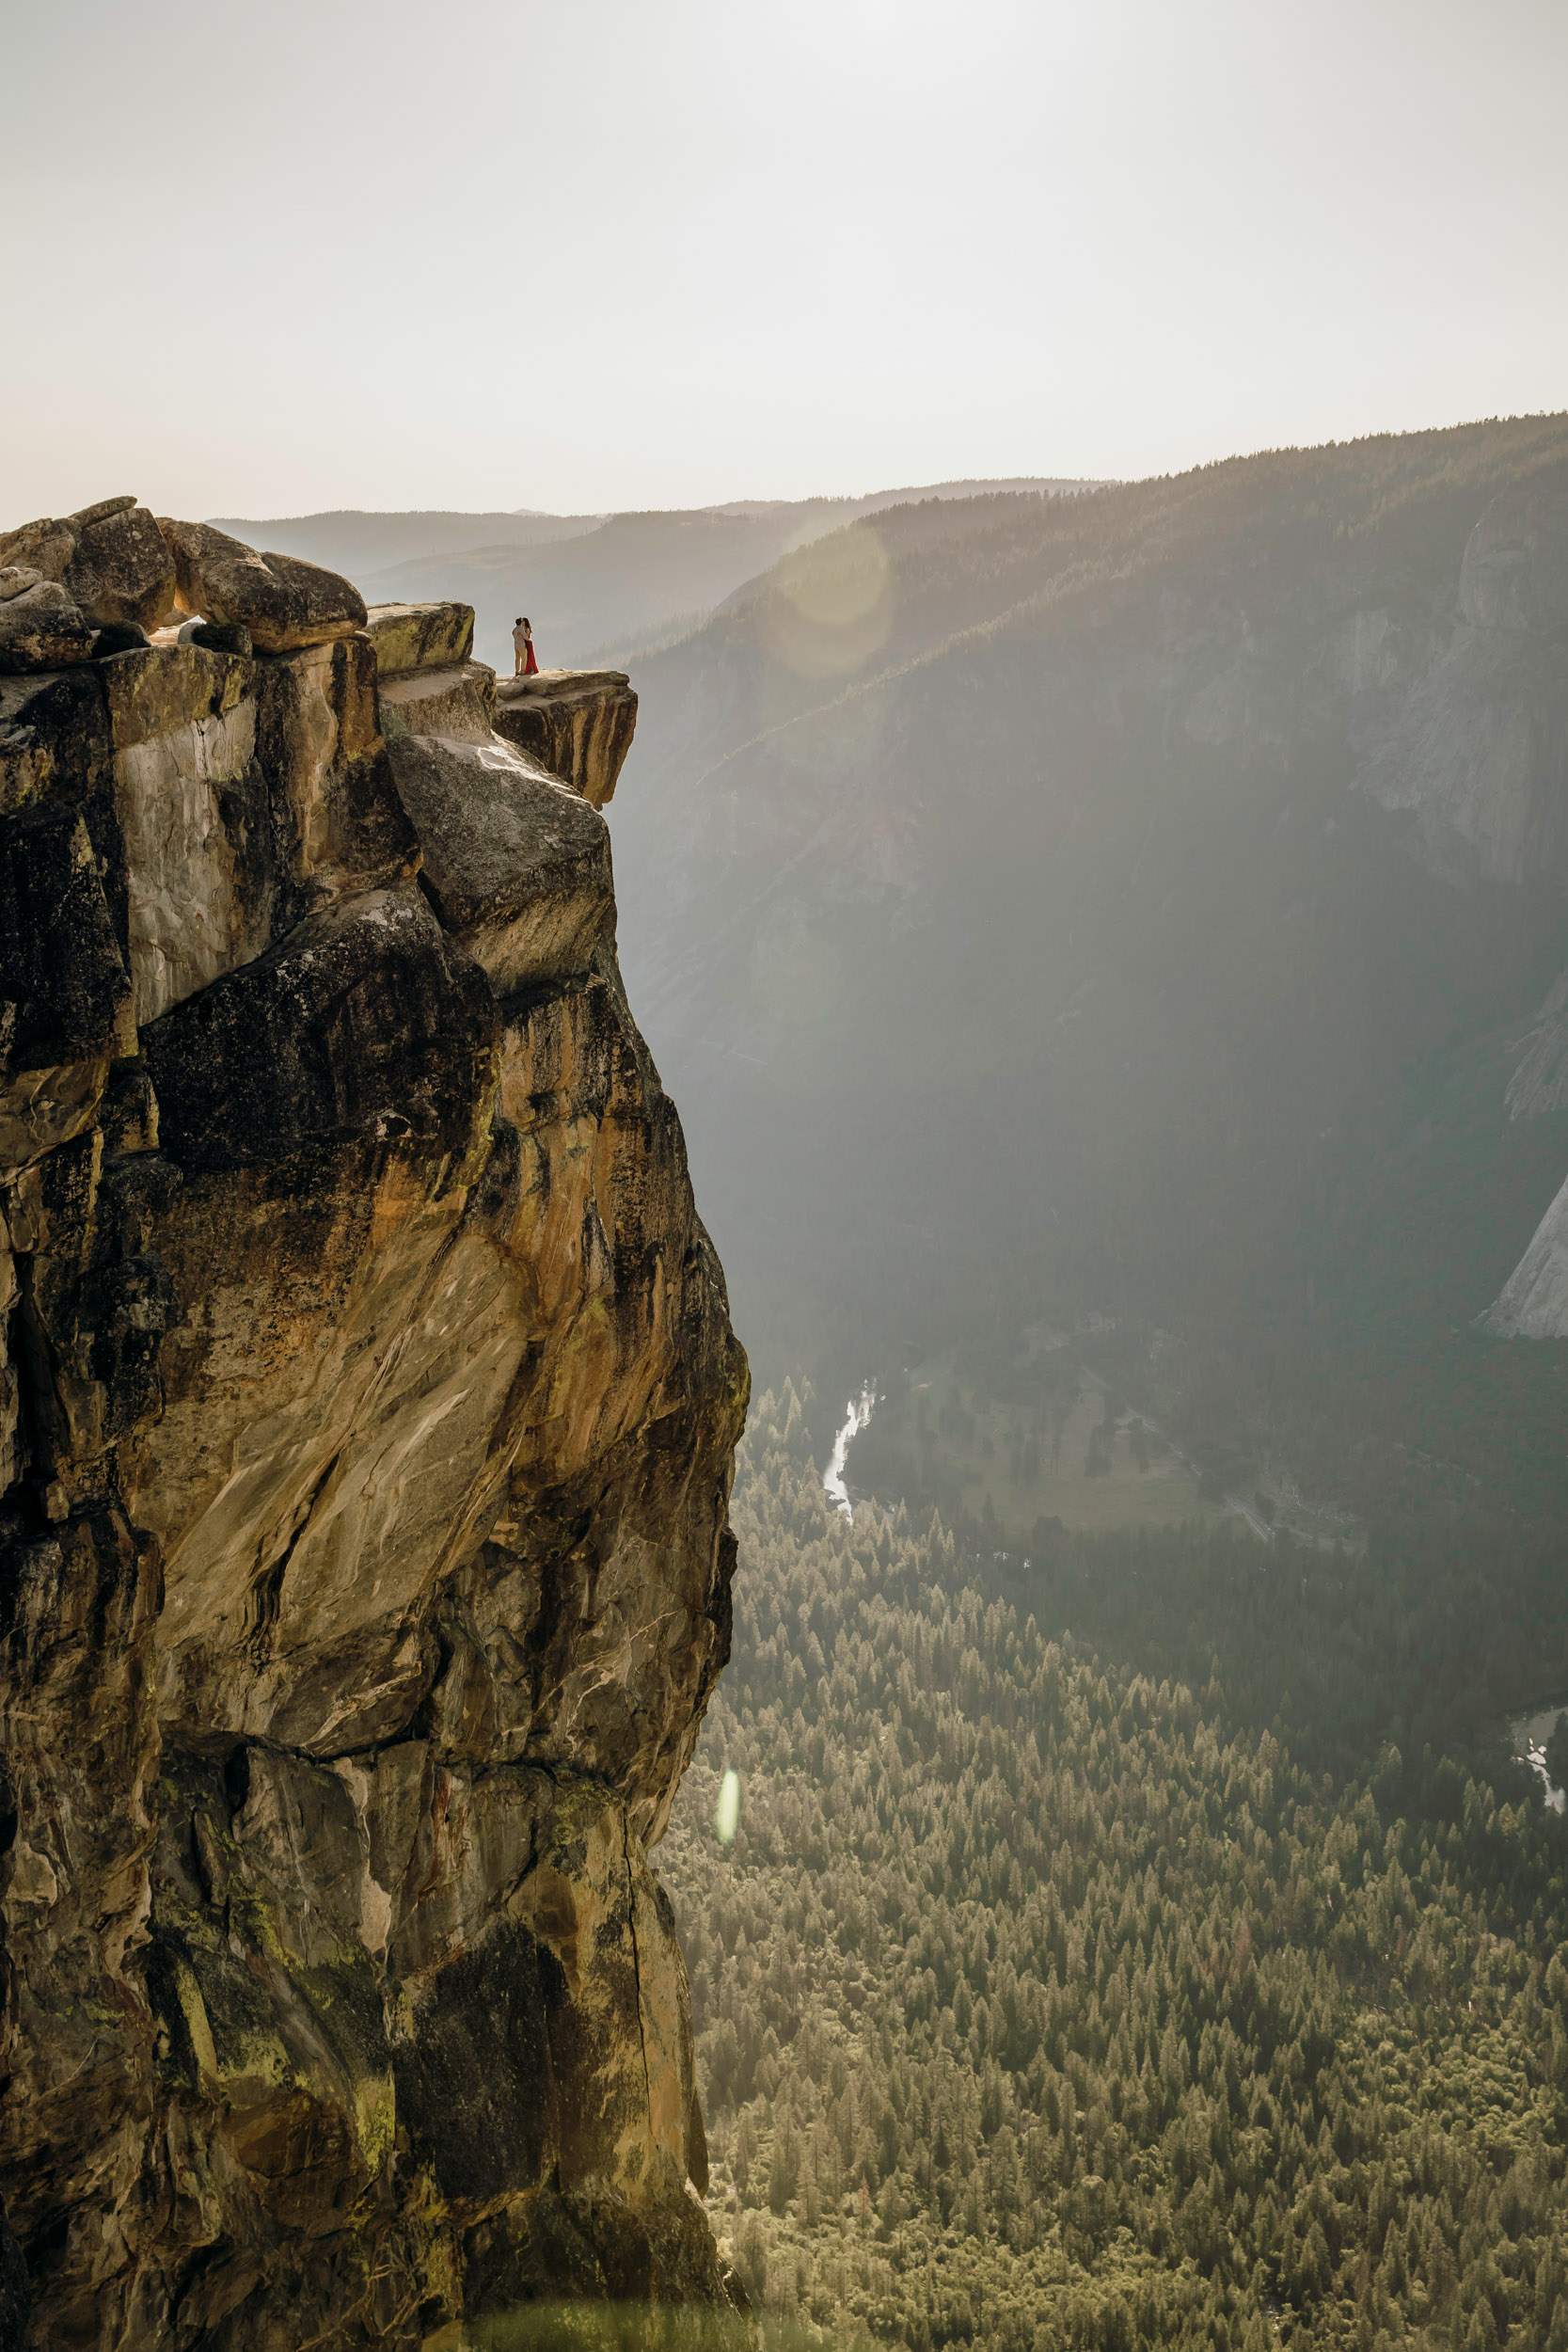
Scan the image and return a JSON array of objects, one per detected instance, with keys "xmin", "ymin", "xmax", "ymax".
[
  {"xmin": 601, "ymin": 421, "xmax": 1568, "ymax": 1414},
  {"xmin": 0, "ymin": 501, "xmax": 749, "ymax": 2346}
]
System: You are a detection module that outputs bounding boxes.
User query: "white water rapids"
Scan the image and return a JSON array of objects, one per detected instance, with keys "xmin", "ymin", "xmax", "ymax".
[
  {"xmin": 1512, "ymin": 1702, "xmax": 1568, "ymax": 1814},
  {"xmin": 823, "ymin": 1384, "xmax": 877, "ymax": 1518}
]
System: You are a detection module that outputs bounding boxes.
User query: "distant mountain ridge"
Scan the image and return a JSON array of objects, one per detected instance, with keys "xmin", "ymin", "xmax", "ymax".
[
  {"xmin": 211, "ymin": 479, "xmax": 1098, "ymax": 673},
  {"xmin": 206, "ymin": 505, "xmax": 599, "ymax": 573}
]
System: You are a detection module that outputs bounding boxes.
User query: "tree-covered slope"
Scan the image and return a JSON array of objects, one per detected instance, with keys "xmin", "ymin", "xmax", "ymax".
[{"xmin": 659, "ymin": 1388, "xmax": 1568, "ymax": 2351}]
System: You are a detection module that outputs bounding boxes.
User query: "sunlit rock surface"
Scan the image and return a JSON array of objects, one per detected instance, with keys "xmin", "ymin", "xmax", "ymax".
[
  {"xmin": 0, "ymin": 527, "xmax": 748, "ymax": 2348},
  {"xmin": 365, "ymin": 599, "xmax": 476, "ymax": 679},
  {"xmin": 494, "ymin": 669, "xmax": 639, "ymax": 811}
]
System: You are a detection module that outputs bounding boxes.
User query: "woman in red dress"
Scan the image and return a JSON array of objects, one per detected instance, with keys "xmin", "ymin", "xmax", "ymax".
[{"xmin": 512, "ymin": 615, "xmax": 539, "ymax": 676}]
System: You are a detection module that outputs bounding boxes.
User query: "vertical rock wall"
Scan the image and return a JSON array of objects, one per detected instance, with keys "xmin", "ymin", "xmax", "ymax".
[{"xmin": 0, "ymin": 511, "xmax": 748, "ymax": 2347}]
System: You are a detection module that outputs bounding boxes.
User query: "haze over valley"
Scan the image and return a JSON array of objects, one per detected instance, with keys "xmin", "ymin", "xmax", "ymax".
[
  {"xmin": 213, "ymin": 482, "xmax": 1091, "ymax": 675},
  {"xmin": 8, "ymin": 0, "xmax": 1568, "ymax": 2344},
  {"xmin": 604, "ymin": 421, "xmax": 1568, "ymax": 1558}
]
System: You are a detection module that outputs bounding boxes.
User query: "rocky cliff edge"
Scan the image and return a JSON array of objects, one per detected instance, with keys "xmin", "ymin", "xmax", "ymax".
[{"xmin": 0, "ymin": 502, "xmax": 749, "ymax": 2347}]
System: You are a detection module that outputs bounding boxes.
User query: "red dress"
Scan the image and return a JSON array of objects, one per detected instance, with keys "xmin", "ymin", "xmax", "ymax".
[{"xmin": 524, "ymin": 639, "xmax": 539, "ymax": 675}]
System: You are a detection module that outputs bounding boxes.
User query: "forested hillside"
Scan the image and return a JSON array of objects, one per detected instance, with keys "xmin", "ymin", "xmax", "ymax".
[
  {"xmin": 610, "ymin": 417, "xmax": 1568, "ymax": 1530},
  {"xmin": 659, "ymin": 1387, "xmax": 1568, "ymax": 2351}
]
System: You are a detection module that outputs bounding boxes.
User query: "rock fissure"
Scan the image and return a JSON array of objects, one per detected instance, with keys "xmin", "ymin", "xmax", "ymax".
[
  {"xmin": 622, "ymin": 1807, "xmax": 656, "ymax": 2140},
  {"xmin": 0, "ymin": 520, "xmax": 748, "ymax": 2346},
  {"xmin": 245, "ymin": 1449, "xmax": 341, "ymax": 1659}
]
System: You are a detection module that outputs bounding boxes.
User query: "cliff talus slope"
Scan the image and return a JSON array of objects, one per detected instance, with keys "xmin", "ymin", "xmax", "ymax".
[{"xmin": 0, "ymin": 506, "xmax": 748, "ymax": 2346}]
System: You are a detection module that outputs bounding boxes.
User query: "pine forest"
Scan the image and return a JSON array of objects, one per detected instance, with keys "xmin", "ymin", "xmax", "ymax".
[{"xmin": 657, "ymin": 1387, "xmax": 1568, "ymax": 2352}]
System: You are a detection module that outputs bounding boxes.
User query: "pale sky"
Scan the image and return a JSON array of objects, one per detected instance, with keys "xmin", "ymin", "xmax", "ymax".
[{"xmin": 6, "ymin": 0, "xmax": 1565, "ymax": 520}]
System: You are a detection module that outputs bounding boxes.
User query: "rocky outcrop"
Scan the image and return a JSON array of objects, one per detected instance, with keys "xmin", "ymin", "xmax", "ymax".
[
  {"xmin": 377, "ymin": 659, "xmax": 498, "ymax": 745},
  {"xmin": 0, "ymin": 515, "xmax": 746, "ymax": 2350},
  {"xmin": 158, "ymin": 520, "xmax": 367, "ymax": 654},
  {"xmin": 0, "ymin": 574, "xmax": 97, "ymax": 674},
  {"xmin": 0, "ymin": 498, "xmax": 177, "ymax": 641},
  {"xmin": 494, "ymin": 670, "xmax": 639, "ymax": 811},
  {"xmin": 366, "ymin": 601, "xmax": 475, "ymax": 678}
]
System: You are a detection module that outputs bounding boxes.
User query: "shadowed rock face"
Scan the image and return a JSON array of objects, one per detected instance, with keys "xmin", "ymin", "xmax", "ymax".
[
  {"xmin": 0, "ymin": 575, "xmax": 96, "ymax": 673},
  {"xmin": 0, "ymin": 527, "xmax": 746, "ymax": 2348}
]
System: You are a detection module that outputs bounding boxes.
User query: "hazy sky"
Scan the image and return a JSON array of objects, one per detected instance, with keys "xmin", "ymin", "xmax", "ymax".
[{"xmin": 7, "ymin": 0, "xmax": 1565, "ymax": 519}]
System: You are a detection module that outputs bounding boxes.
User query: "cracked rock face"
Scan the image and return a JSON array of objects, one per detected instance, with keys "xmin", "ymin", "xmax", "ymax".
[
  {"xmin": 0, "ymin": 517, "xmax": 748, "ymax": 2349},
  {"xmin": 493, "ymin": 671, "xmax": 640, "ymax": 812}
]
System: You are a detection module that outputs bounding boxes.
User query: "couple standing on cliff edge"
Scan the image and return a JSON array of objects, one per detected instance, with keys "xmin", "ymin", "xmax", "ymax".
[{"xmin": 513, "ymin": 616, "xmax": 538, "ymax": 676}]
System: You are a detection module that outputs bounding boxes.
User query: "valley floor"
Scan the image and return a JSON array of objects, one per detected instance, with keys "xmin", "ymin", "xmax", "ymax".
[
  {"xmin": 857, "ymin": 1359, "xmax": 1231, "ymax": 1543},
  {"xmin": 659, "ymin": 1387, "xmax": 1568, "ymax": 2352}
]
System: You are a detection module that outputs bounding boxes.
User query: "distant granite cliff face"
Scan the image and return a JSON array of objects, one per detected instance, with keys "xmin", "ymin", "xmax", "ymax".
[
  {"xmin": 601, "ymin": 421, "xmax": 1568, "ymax": 1400},
  {"xmin": 0, "ymin": 504, "xmax": 748, "ymax": 2345},
  {"xmin": 1354, "ymin": 470, "xmax": 1568, "ymax": 888}
]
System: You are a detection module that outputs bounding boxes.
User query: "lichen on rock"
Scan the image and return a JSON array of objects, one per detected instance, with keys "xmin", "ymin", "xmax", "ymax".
[{"xmin": 0, "ymin": 522, "xmax": 748, "ymax": 2348}]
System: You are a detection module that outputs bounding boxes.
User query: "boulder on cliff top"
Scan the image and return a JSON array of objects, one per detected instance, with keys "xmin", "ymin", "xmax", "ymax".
[
  {"xmin": 0, "ymin": 579, "xmax": 95, "ymax": 674},
  {"xmin": 65, "ymin": 503, "xmax": 177, "ymax": 631},
  {"xmin": 365, "ymin": 599, "xmax": 475, "ymax": 676},
  {"xmin": 0, "ymin": 498, "xmax": 177, "ymax": 633},
  {"xmin": 157, "ymin": 518, "xmax": 367, "ymax": 653}
]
